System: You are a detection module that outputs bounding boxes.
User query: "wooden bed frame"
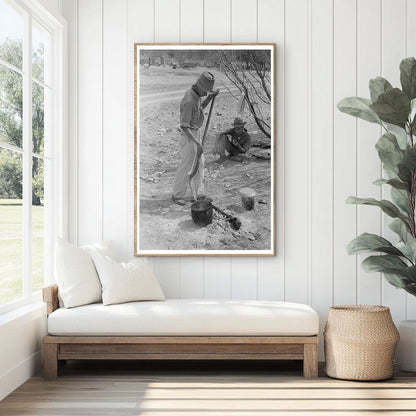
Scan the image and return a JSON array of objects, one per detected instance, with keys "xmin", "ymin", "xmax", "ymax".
[{"xmin": 43, "ymin": 285, "xmax": 319, "ymax": 379}]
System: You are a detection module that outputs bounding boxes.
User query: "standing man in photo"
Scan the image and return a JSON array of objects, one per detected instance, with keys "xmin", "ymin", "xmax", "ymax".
[{"xmin": 172, "ymin": 72, "xmax": 219, "ymax": 205}]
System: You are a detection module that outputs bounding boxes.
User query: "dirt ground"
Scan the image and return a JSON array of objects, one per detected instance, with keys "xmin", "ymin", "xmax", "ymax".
[{"xmin": 137, "ymin": 66, "xmax": 273, "ymax": 252}]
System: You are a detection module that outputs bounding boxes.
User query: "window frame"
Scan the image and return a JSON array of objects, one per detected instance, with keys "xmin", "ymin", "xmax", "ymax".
[{"xmin": 0, "ymin": 0, "xmax": 67, "ymax": 315}]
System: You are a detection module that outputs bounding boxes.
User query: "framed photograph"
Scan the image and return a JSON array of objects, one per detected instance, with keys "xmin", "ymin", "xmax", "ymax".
[{"xmin": 134, "ymin": 44, "xmax": 275, "ymax": 256}]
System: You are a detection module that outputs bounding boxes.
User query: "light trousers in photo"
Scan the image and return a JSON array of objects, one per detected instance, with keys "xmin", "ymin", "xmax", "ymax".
[{"xmin": 172, "ymin": 131, "xmax": 205, "ymax": 199}]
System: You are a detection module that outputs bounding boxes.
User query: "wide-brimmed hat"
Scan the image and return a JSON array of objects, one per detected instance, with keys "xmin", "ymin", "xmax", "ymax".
[
  {"xmin": 196, "ymin": 72, "xmax": 215, "ymax": 93},
  {"xmin": 232, "ymin": 117, "xmax": 246, "ymax": 127}
]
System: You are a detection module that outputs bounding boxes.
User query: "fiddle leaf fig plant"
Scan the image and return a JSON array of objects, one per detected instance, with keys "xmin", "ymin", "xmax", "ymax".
[{"xmin": 338, "ymin": 57, "xmax": 416, "ymax": 297}]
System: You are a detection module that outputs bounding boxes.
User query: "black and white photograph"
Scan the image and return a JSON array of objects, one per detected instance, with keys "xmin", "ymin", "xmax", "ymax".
[{"xmin": 134, "ymin": 44, "xmax": 275, "ymax": 256}]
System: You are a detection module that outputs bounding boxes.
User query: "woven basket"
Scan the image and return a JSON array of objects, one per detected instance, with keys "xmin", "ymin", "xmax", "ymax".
[{"xmin": 324, "ymin": 305, "xmax": 399, "ymax": 381}]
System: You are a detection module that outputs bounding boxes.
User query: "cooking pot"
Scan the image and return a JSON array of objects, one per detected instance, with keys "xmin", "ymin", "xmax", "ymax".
[
  {"xmin": 190, "ymin": 197, "xmax": 241, "ymax": 230},
  {"xmin": 191, "ymin": 200, "xmax": 213, "ymax": 226}
]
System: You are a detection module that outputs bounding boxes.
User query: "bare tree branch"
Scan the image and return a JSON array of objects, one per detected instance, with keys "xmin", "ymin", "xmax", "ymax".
[{"xmin": 216, "ymin": 50, "xmax": 271, "ymax": 138}]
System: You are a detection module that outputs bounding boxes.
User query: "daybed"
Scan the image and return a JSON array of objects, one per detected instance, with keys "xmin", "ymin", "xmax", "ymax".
[{"xmin": 42, "ymin": 285, "xmax": 319, "ymax": 379}]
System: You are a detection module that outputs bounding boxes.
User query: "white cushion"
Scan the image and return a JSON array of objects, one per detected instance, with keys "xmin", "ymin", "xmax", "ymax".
[
  {"xmin": 47, "ymin": 299, "xmax": 319, "ymax": 336},
  {"xmin": 90, "ymin": 253, "xmax": 165, "ymax": 306},
  {"xmin": 54, "ymin": 239, "xmax": 114, "ymax": 308},
  {"xmin": 81, "ymin": 240, "xmax": 115, "ymax": 259}
]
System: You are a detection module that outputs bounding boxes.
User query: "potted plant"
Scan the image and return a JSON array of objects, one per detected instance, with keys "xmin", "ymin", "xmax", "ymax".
[{"xmin": 337, "ymin": 57, "xmax": 416, "ymax": 371}]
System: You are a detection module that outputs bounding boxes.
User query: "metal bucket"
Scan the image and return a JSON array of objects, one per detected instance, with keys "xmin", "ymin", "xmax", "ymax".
[
  {"xmin": 191, "ymin": 200, "xmax": 213, "ymax": 226},
  {"xmin": 239, "ymin": 187, "xmax": 256, "ymax": 211}
]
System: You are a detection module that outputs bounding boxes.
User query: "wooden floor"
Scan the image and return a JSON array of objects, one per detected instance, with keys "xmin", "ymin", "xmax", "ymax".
[{"xmin": 1, "ymin": 360, "xmax": 416, "ymax": 415}]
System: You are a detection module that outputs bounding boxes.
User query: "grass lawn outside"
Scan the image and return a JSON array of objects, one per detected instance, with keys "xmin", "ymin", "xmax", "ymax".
[{"xmin": 0, "ymin": 199, "xmax": 44, "ymax": 305}]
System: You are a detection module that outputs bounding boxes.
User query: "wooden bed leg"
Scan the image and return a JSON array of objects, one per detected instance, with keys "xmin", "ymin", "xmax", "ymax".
[
  {"xmin": 44, "ymin": 343, "xmax": 59, "ymax": 379},
  {"xmin": 303, "ymin": 343, "xmax": 318, "ymax": 379}
]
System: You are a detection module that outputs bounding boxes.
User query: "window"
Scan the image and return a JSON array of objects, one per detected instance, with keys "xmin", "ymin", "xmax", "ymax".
[{"xmin": 0, "ymin": 0, "xmax": 66, "ymax": 312}]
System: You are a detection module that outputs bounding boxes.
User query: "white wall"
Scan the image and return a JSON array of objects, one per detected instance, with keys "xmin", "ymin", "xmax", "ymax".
[
  {"xmin": 0, "ymin": 305, "xmax": 47, "ymax": 401},
  {"xmin": 61, "ymin": 0, "xmax": 416, "ymax": 358}
]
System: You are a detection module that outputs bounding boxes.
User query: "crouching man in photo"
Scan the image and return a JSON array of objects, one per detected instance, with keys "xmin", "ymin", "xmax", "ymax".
[{"xmin": 212, "ymin": 117, "xmax": 252, "ymax": 163}]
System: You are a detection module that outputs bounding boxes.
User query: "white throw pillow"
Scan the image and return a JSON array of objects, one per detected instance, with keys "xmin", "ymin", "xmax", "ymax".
[
  {"xmin": 81, "ymin": 240, "xmax": 115, "ymax": 259},
  {"xmin": 55, "ymin": 239, "xmax": 114, "ymax": 308},
  {"xmin": 90, "ymin": 252, "xmax": 165, "ymax": 306}
]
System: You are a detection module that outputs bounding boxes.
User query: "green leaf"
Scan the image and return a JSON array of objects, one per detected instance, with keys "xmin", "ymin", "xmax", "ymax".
[
  {"xmin": 410, "ymin": 98, "xmax": 416, "ymax": 124},
  {"xmin": 347, "ymin": 233, "xmax": 404, "ymax": 256},
  {"xmin": 370, "ymin": 88, "xmax": 410, "ymax": 128},
  {"xmin": 391, "ymin": 187, "xmax": 409, "ymax": 213},
  {"xmin": 384, "ymin": 166, "xmax": 400, "ymax": 180},
  {"xmin": 375, "ymin": 176, "xmax": 410, "ymax": 192},
  {"xmin": 375, "ymin": 132, "xmax": 404, "ymax": 173},
  {"xmin": 411, "ymin": 99, "xmax": 416, "ymax": 133},
  {"xmin": 403, "ymin": 146, "xmax": 416, "ymax": 172},
  {"xmin": 383, "ymin": 271, "xmax": 412, "ymax": 288},
  {"xmin": 362, "ymin": 254, "xmax": 408, "ymax": 272},
  {"xmin": 389, "ymin": 218, "xmax": 410, "ymax": 241},
  {"xmin": 337, "ymin": 97, "xmax": 382, "ymax": 125},
  {"xmin": 346, "ymin": 196, "xmax": 405, "ymax": 219},
  {"xmin": 397, "ymin": 161, "xmax": 412, "ymax": 184},
  {"xmin": 404, "ymin": 283, "xmax": 416, "ymax": 296},
  {"xmin": 402, "ymin": 265, "xmax": 416, "ymax": 282},
  {"xmin": 397, "ymin": 240, "xmax": 416, "ymax": 263},
  {"xmin": 369, "ymin": 77, "xmax": 393, "ymax": 102},
  {"xmin": 395, "ymin": 130, "xmax": 409, "ymax": 150},
  {"xmin": 400, "ymin": 57, "xmax": 416, "ymax": 100},
  {"xmin": 387, "ymin": 179, "xmax": 410, "ymax": 191},
  {"xmin": 373, "ymin": 178, "xmax": 388, "ymax": 186},
  {"xmin": 362, "ymin": 255, "xmax": 415, "ymax": 287}
]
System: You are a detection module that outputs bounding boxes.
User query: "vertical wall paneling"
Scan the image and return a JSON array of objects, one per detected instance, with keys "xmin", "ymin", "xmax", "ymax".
[
  {"xmin": 230, "ymin": 0, "xmax": 257, "ymax": 42},
  {"xmin": 127, "ymin": 0, "xmax": 154, "ymax": 43},
  {"xmin": 407, "ymin": 0, "xmax": 416, "ymax": 59},
  {"xmin": 284, "ymin": 0, "xmax": 309, "ymax": 303},
  {"xmin": 153, "ymin": 0, "xmax": 181, "ymax": 297},
  {"xmin": 333, "ymin": 0, "xmax": 357, "ymax": 305},
  {"xmin": 179, "ymin": 0, "xmax": 205, "ymax": 297},
  {"xmin": 231, "ymin": 257, "xmax": 258, "ymax": 299},
  {"xmin": 66, "ymin": 0, "xmax": 414, "ymax": 331},
  {"xmin": 127, "ymin": 0, "xmax": 154, "ymax": 260},
  {"xmin": 229, "ymin": 0, "xmax": 258, "ymax": 299},
  {"xmin": 407, "ymin": 0, "xmax": 416, "ymax": 319},
  {"xmin": 381, "ymin": 0, "xmax": 407, "ymax": 322},
  {"xmin": 61, "ymin": 0, "xmax": 77, "ymax": 244},
  {"xmin": 155, "ymin": 0, "xmax": 180, "ymax": 42},
  {"xmin": 203, "ymin": 0, "xmax": 232, "ymax": 298},
  {"xmin": 356, "ymin": 0, "xmax": 382, "ymax": 305},
  {"xmin": 180, "ymin": 258, "xmax": 204, "ymax": 298},
  {"xmin": 154, "ymin": 258, "xmax": 181, "ymax": 298},
  {"xmin": 257, "ymin": 0, "xmax": 285, "ymax": 301},
  {"xmin": 103, "ymin": 0, "xmax": 128, "ymax": 260},
  {"xmin": 180, "ymin": 0, "xmax": 203, "ymax": 43},
  {"xmin": 77, "ymin": 0, "xmax": 103, "ymax": 245},
  {"xmin": 310, "ymin": 0, "xmax": 333, "ymax": 357},
  {"xmin": 204, "ymin": 0, "xmax": 231, "ymax": 42},
  {"xmin": 204, "ymin": 257, "xmax": 231, "ymax": 299}
]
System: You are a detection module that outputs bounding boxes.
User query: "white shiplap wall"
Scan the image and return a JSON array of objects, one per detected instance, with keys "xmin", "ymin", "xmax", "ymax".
[{"xmin": 61, "ymin": 0, "xmax": 416, "ymax": 356}]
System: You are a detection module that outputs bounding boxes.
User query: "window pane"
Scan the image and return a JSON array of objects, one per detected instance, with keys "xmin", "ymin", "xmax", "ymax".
[
  {"xmin": 32, "ymin": 156, "xmax": 43, "ymax": 293},
  {"xmin": 0, "ymin": 147, "xmax": 23, "ymax": 305},
  {"xmin": 0, "ymin": 65, "xmax": 23, "ymax": 148},
  {"xmin": 32, "ymin": 20, "xmax": 51, "ymax": 85},
  {"xmin": 0, "ymin": 0, "xmax": 24, "ymax": 70},
  {"xmin": 32, "ymin": 81, "xmax": 44, "ymax": 155}
]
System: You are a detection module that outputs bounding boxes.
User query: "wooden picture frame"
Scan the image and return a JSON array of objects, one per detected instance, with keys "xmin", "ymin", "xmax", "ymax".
[{"xmin": 134, "ymin": 43, "xmax": 276, "ymax": 256}]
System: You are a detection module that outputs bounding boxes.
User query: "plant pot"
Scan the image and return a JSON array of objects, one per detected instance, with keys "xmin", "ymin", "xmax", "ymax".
[
  {"xmin": 395, "ymin": 320, "xmax": 416, "ymax": 372},
  {"xmin": 324, "ymin": 305, "xmax": 400, "ymax": 381}
]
